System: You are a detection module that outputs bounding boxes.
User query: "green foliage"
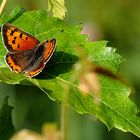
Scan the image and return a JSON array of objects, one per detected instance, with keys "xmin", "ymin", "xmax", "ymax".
[
  {"xmin": 0, "ymin": 7, "xmax": 140, "ymax": 138},
  {"xmin": 47, "ymin": 0, "xmax": 67, "ymax": 19},
  {"xmin": 0, "ymin": 97, "xmax": 15, "ymax": 140}
]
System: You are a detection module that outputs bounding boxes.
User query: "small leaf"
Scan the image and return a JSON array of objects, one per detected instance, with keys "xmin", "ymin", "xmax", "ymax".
[
  {"xmin": 0, "ymin": 96, "xmax": 15, "ymax": 140},
  {"xmin": 48, "ymin": 0, "xmax": 67, "ymax": 19}
]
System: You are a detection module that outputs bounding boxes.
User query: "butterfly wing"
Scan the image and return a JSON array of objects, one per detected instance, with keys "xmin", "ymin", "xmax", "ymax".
[
  {"xmin": 5, "ymin": 50, "xmax": 35, "ymax": 73},
  {"xmin": 43, "ymin": 39, "xmax": 56, "ymax": 63},
  {"xmin": 25, "ymin": 39, "xmax": 56, "ymax": 77},
  {"xmin": 6, "ymin": 53, "xmax": 22, "ymax": 73},
  {"xmin": 2, "ymin": 23, "xmax": 40, "ymax": 52},
  {"xmin": 25, "ymin": 61, "xmax": 45, "ymax": 77},
  {"xmin": 2, "ymin": 23, "xmax": 56, "ymax": 77}
]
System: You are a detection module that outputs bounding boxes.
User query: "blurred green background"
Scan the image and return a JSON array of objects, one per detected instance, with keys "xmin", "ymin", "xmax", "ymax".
[{"xmin": 0, "ymin": 0, "xmax": 140, "ymax": 140}]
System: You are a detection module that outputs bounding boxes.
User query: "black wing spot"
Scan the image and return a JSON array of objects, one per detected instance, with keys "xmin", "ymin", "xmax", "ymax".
[
  {"xmin": 10, "ymin": 66, "xmax": 13, "ymax": 69},
  {"xmin": 13, "ymin": 59, "xmax": 17, "ymax": 65},
  {"xmin": 25, "ymin": 36, "xmax": 28, "ymax": 40},
  {"xmin": 17, "ymin": 44, "xmax": 20, "ymax": 48},
  {"xmin": 10, "ymin": 30, "xmax": 15, "ymax": 36},
  {"xmin": 14, "ymin": 36, "xmax": 17, "ymax": 39},
  {"xmin": 15, "ymin": 69, "xmax": 18, "ymax": 71},
  {"xmin": 19, "ymin": 33, "xmax": 23, "ymax": 38},
  {"xmin": 12, "ymin": 40, "xmax": 15, "ymax": 44}
]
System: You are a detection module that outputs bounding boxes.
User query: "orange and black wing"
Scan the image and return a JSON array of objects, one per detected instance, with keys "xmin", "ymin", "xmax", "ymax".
[
  {"xmin": 26, "ymin": 39, "xmax": 56, "ymax": 78},
  {"xmin": 25, "ymin": 61, "xmax": 45, "ymax": 77},
  {"xmin": 2, "ymin": 23, "xmax": 40, "ymax": 52},
  {"xmin": 43, "ymin": 38, "xmax": 56, "ymax": 63},
  {"xmin": 5, "ymin": 50, "xmax": 34, "ymax": 73},
  {"xmin": 6, "ymin": 53, "xmax": 22, "ymax": 73}
]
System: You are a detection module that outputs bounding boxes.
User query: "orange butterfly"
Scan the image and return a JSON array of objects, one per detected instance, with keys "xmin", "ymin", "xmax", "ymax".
[{"xmin": 1, "ymin": 23, "xmax": 56, "ymax": 78}]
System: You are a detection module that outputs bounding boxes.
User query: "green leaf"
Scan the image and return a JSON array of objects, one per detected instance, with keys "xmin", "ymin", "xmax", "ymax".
[
  {"xmin": 47, "ymin": 0, "xmax": 67, "ymax": 19},
  {"xmin": 0, "ymin": 96, "xmax": 15, "ymax": 140},
  {"xmin": 0, "ymin": 8, "xmax": 140, "ymax": 138}
]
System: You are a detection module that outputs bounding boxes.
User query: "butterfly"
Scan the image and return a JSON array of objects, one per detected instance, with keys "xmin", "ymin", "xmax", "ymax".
[{"xmin": 1, "ymin": 23, "xmax": 56, "ymax": 78}]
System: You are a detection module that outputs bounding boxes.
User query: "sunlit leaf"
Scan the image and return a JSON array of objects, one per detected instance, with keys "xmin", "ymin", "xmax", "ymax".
[{"xmin": 48, "ymin": 0, "xmax": 67, "ymax": 19}]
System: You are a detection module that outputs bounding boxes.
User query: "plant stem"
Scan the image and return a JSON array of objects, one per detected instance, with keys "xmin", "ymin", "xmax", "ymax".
[
  {"xmin": 60, "ymin": 83, "xmax": 69, "ymax": 140},
  {"xmin": 60, "ymin": 101, "xmax": 67, "ymax": 140},
  {"xmin": 60, "ymin": 62, "xmax": 82, "ymax": 140},
  {"xmin": 0, "ymin": 0, "xmax": 7, "ymax": 16},
  {"xmin": 60, "ymin": 49, "xmax": 86, "ymax": 140}
]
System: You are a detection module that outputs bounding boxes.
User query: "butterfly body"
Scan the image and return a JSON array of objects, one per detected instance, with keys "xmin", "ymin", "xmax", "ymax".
[{"xmin": 1, "ymin": 23, "xmax": 56, "ymax": 77}]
